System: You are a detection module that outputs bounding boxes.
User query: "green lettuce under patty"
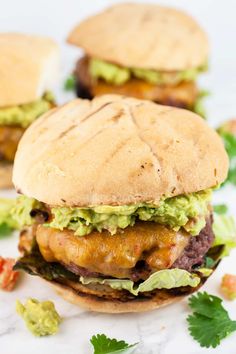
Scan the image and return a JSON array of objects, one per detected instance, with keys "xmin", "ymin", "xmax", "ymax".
[
  {"xmin": 89, "ymin": 58, "xmax": 207, "ymax": 86},
  {"xmin": 0, "ymin": 92, "xmax": 54, "ymax": 128},
  {"xmin": 80, "ymin": 269, "xmax": 200, "ymax": 296}
]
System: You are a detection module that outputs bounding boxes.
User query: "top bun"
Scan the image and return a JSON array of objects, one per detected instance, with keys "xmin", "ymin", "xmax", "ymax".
[
  {"xmin": 13, "ymin": 95, "xmax": 228, "ymax": 207},
  {"xmin": 68, "ymin": 3, "xmax": 208, "ymax": 71},
  {"xmin": 0, "ymin": 33, "xmax": 59, "ymax": 107}
]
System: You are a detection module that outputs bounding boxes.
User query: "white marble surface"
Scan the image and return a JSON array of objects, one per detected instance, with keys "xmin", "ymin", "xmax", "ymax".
[{"xmin": 0, "ymin": 0, "xmax": 236, "ymax": 353}]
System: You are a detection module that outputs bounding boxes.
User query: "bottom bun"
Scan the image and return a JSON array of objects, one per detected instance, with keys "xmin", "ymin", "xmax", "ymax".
[
  {"xmin": 0, "ymin": 163, "xmax": 13, "ymax": 189},
  {"xmin": 50, "ymin": 278, "xmax": 204, "ymax": 313}
]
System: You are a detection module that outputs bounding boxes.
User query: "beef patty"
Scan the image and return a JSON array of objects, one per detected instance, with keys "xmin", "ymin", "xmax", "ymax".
[
  {"xmin": 172, "ymin": 216, "xmax": 214, "ymax": 271},
  {"xmin": 36, "ymin": 217, "xmax": 214, "ymax": 282},
  {"xmin": 74, "ymin": 56, "xmax": 198, "ymax": 109}
]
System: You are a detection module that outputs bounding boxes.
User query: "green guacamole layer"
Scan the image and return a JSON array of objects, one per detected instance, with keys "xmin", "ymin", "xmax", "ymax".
[
  {"xmin": 89, "ymin": 58, "xmax": 207, "ymax": 86},
  {"xmin": 8, "ymin": 189, "xmax": 212, "ymax": 237},
  {"xmin": 0, "ymin": 92, "xmax": 54, "ymax": 128}
]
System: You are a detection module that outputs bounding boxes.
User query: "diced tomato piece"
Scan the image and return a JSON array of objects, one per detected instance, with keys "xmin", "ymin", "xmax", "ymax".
[
  {"xmin": 221, "ymin": 274, "xmax": 236, "ymax": 300},
  {"xmin": 0, "ymin": 256, "xmax": 19, "ymax": 291}
]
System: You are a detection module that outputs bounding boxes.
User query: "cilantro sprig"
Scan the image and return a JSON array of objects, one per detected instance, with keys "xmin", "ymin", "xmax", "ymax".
[
  {"xmin": 0, "ymin": 223, "xmax": 14, "ymax": 238},
  {"xmin": 90, "ymin": 334, "xmax": 138, "ymax": 354},
  {"xmin": 218, "ymin": 130, "xmax": 236, "ymax": 186},
  {"xmin": 213, "ymin": 204, "xmax": 228, "ymax": 215},
  {"xmin": 64, "ymin": 75, "xmax": 76, "ymax": 91},
  {"xmin": 187, "ymin": 292, "xmax": 236, "ymax": 348},
  {"xmin": 204, "ymin": 256, "xmax": 215, "ymax": 268}
]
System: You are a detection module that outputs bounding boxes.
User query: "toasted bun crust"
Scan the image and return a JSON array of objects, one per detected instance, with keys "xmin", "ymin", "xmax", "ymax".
[
  {"xmin": 49, "ymin": 261, "xmax": 217, "ymax": 313},
  {"xmin": 51, "ymin": 281, "xmax": 185, "ymax": 313},
  {"xmin": 0, "ymin": 33, "xmax": 59, "ymax": 107},
  {"xmin": 68, "ymin": 3, "xmax": 208, "ymax": 71},
  {"xmin": 13, "ymin": 95, "xmax": 228, "ymax": 206},
  {"xmin": 0, "ymin": 163, "xmax": 13, "ymax": 189}
]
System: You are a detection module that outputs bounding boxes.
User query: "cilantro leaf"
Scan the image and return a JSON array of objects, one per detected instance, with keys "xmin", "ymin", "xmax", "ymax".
[
  {"xmin": 187, "ymin": 292, "xmax": 236, "ymax": 348},
  {"xmin": 218, "ymin": 131, "xmax": 236, "ymax": 186},
  {"xmin": 64, "ymin": 75, "xmax": 76, "ymax": 91},
  {"xmin": 204, "ymin": 256, "xmax": 215, "ymax": 268},
  {"xmin": 227, "ymin": 166, "xmax": 236, "ymax": 185},
  {"xmin": 90, "ymin": 334, "xmax": 138, "ymax": 354},
  {"xmin": 0, "ymin": 223, "xmax": 14, "ymax": 238},
  {"xmin": 213, "ymin": 204, "xmax": 228, "ymax": 215},
  {"xmin": 221, "ymin": 132, "xmax": 236, "ymax": 159}
]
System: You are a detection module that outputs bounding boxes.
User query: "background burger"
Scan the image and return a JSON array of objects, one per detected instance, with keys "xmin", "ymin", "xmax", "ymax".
[
  {"xmin": 0, "ymin": 33, "xmax": 59, "ymax": 189},
  {"xmin": 12, "ymin": 95, "xmax": 234, "ymax": 313},
  {"xmin": 67, "ymin": 3, "xmax": 208, "ymax": 116}
]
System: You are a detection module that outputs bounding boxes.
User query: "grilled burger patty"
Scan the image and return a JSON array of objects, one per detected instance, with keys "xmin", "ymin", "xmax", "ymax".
[
  {"xmin": 16, "ymin": 217, "xmax": 215, "ymax": 303},
  {"xmin": 74, "ymin": 57, "xmax": 198, "ymax": 109},
  {"xmin": 36, "ymin": 218, "xmax": 214, "ymax": 282},
  {"xmin": 0, "ymin": 125, "xmax": 25, "ymax": 162}
]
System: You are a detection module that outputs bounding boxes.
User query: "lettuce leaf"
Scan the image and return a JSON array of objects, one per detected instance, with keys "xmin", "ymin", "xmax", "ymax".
[
  {"xmin": 213, "ymin": 213, "xmax": 236, "ymax": 257},
  {"xmin": 14, "ymin": 245, "xmax": 79, "ymax": 282},
  {"xmin": 80, "ymin": 269, "xmax": 200, "ymax": 296},
  {"xmin": 218, "ymin": 131, "xmax": 236, "ymax": 186}
]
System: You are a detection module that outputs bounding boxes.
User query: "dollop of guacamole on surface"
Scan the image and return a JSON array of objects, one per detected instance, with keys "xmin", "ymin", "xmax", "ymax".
[
  {"xmin": 0, "ymin": 92, "xmax": 54, "ymax": 128},
  {"xmin": 16, "ymin": 298, "xmax": 61, "ymax": 336},
  {"xmin": 89, "ymin": 58, "xmax": 207, "ymax": 86}
]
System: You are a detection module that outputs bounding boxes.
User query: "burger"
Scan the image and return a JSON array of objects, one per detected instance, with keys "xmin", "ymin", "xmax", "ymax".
[
  {"xmin": 0, "ymin": 33, "xmax": 59, "ymax": 189},
  {"xmin": 67, "ymin": 3, "xmax": 208, "ymax": 115},
  {"xmin": 12, "ymin": 95, "xmax": 232, "ymax": 313}
]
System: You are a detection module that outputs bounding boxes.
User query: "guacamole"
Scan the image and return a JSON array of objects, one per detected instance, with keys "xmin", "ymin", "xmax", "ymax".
[
  {"xmin": 0, "ymin": 196, "xmax": 42, "ymax": 231},
  {"xmin": 89, "ymin": 58, "xmax": 207, "ymax": 86},
  {"xmin": 192, "ymin": 90, "xmax": 209, "ymax": 118},
  {"xmin": 0, "ymin": 189, "xmax": 212, "ymax": 237},
  {"xmin": 16, "ymin": 298, "xmax": 61, "ymax": 336},
  {"xmin": 0, "ymin": 92, "xmax": 54, "ymax": 128},
  {"xmin": 90, "ymin": 59, "xmax": 130, "ymax": 85},
  {"xmin": 47, "ymin": 189, "xmax": 212, "ymax": 236}
]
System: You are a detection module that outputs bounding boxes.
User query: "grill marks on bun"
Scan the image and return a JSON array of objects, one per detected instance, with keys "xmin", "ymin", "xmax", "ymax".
[{"xmin": 13, "ymin": 95, "xmax": 228, "ymax": 207}]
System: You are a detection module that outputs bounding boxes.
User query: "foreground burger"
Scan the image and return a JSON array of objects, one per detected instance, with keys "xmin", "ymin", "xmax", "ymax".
[
  {"xmin": 0, "ymin": 33, "xmax": 59, "ymax": 188},
  {"xmin": 12, "ymin": 95, "xmax": 232, "ymax": 313},
  {"xmin": 67, "ymin": 3, "xmax": 208, "ymax": 115}
]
